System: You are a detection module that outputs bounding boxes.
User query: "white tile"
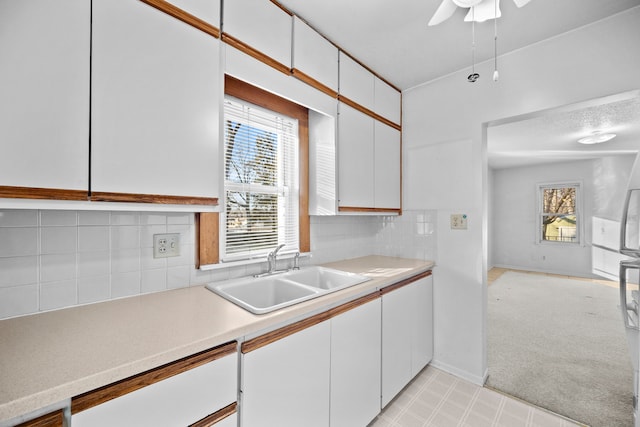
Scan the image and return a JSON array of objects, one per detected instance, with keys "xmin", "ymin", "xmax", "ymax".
[
  {"xmin": 78, "ymin": 275, "xmax": 110, "ymax": 304},
  {"xmin": 111, "ymin": 248, "xmax": 140, "ymax": 273},
  {"xmin": 77, "ymin": 226, "xmax": 109, "ymax": 252},
  {"xmin": 141, "ymin": 247, "xmax": 167, "ymax": 270},
  {"xmin": 77, "ymin": 251, "xmax": 110, "ymax": 278},
  {"xmin": 110, "ymin": 212, "xmax": 139, "ymax": 226},
  {"xmin": 111, "ymin": 226, "xmax": 140, "ymax": 249},
  {"xmin": 190, "ymin": 267, "xmax": 213, "ymax": 286},
  {"xmin": 167, "ymin": 223, "xmax": 193, "ymax": 245},
  {"xmin": 140, "ymin": 225, "xmax": 168, "ymax": 248},
  {"xmin": 0, "ymin": 284, "xmax": 38, "ymax": 319},
  {"xmin": 41, "ymin": 227, "xmax": 77, "ymax": 254},
  {"xmin": 0, "ymin": 256, "xmax": 38, "ymax": 288},
  {"xmin": 167, "ymin": 213, "xmax": 192, "ymax": 225},
  {"xmin": 111, "ymin": 271, "xmax": 140, "ymax": 298},
  {"xmin": 141, "ymin": 269, "xmax": 167, "ymax": 293},
  {"xmin": 140, "ymin": 213, "xmax": 167, "ymax": 225},
  {"xmin": 78, "ymin": 211, "xmax": 110, "ymax": 226},
  {"xmin": 40, "ymin": 253, "xmax": 76, "ymax": 282},
  {"xmin": 167, "ymin": 266, "xmax": 190, "ymax": 289},
  {"xmin": 41, "ymin": 210, "xmax": 77, "ymax": 226},
  {"xmin": 40, "ymin": 279, "xmax": 77, "ymax": 311},
  {"xmin": 0, "ymin": 228, "xmax": 38, "ymax": 257},
  {"xmin": 167, "ymin": 244, "xmax": 192, "ymax": 268},
  {"xmin": 0, "ymin": 210, "xmax": 38, "ymax": 227}
]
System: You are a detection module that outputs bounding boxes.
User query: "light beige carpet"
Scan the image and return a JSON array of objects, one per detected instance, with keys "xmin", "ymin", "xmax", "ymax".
[{"xmin": 487, "ymin": 271, "xmax": 634, "ymax": 427}]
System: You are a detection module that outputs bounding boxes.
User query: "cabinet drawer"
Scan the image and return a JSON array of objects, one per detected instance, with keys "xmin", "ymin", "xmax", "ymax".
[{"xmin": 72, "ymin": 343, "xmax": 237, "ymax": 427}]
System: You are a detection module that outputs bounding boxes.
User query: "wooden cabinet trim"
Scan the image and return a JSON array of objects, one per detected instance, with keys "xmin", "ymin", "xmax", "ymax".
[
  {"xmin": 0, "ymin": 186, "xmax": 88, "ymax": 201},
  {"xmin": 90, "ymin": 191, "xmax": 218, "ymax": 206},
  {"xmin": 221, "ymin": 33, "xmax": 291, "ymax": 76},
  {"xmin": 338, "ymin": 206, "xmax": 401, "ymax": 214},
  {"xmin": 196, "ymin": 212, "xmax": 220, "ymax": 267},
  {"xmin": 15, "ymin": 409, "xmax": 64, "ymax": 427},
  {"xmin": 380, "ymin": 270, "xmax": 432, "ymax": 296},
  {"xmin": 242, "ymin": 292, "xmax": 382, "ymax": 354},
  {"xmin": 189, "ymin": 402, "xmax": 237, "ymax": 427},
  {"xmin": 139, "ymin": 0, "xmax": 220, "ymax": 38},
  {"xmin": 71, "ymin": 341, "xmax": 237, "ymax": 414},
  {"xmin": 291, "ymin": 68, "xmax": 338, "ymax": 99},
  {"xmin": 339, "ymin": 95, "xmax": 401, "ymax": 131}
]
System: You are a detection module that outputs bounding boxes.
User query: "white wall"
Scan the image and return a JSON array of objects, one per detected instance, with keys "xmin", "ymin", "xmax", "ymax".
[
  {"xmin": 491, "ymin": 156, "xmax": 635, "ymax": 277},
  {"xmin": 403, "ymin": 7, "xmax": 640, "ymax": 383}
]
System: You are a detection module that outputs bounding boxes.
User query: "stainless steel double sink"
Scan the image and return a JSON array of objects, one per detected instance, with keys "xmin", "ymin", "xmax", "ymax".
[{"xmin": 206, "ymin": 266, "xmax": 370, "ymax": 314}]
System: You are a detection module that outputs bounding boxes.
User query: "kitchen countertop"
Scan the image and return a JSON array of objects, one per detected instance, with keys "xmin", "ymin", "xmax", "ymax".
[{"xmin": 0, "ymin": 255, "xmax": 434, "ymax": 423}]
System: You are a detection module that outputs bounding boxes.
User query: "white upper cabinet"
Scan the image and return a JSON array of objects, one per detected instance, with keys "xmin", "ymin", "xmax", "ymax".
[
  {"xmin": 167, "ymin": 0, "xmax": 220, "ymax": 26},
  {"xmin": 223, "ymin": 0, "xmax": 292, "ymax": 68},
  {"xmin": 338, "ymin": 103, "xmax": 375, "ymax": 209},
  {"xmin": 292, "ymin": 16, "xmax": 338, "ymax": 93},
  {"xmin": 374, "ymin": 121, "xmax": 401, "ymax": 210},
  {"xmin": 375, "ymin": 77, "xmax": 402, "ymax": 125},
  {"xmin": 91, "ymin": 0, "xmax": 220, "ymax": 200},
  {"xmin": 0, "ymin": 0, "xmax": 89, "ymax": 192},
  {"xmin": 338, "ymin": 51, "xmax": 375, "ymax": 112}
]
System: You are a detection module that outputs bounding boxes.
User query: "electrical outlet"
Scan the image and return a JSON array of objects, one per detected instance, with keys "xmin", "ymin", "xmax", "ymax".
[
  {"xmin": 450, "ymin": 214, "xmax": 468, "ymax": 230},
  {"xmin": 153, "ymin": 233, "xmax": 180, "ymax": 258}
]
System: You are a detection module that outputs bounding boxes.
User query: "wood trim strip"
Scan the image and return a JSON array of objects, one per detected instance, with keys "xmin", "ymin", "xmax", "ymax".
[
  {"xmin": 338, "ymin": 206, "xmax": 402, "ymax": 214},
  {"xmin": 15, "ymin": 410, "xmax": 64, "ymax": 427},
  {"xmin": 243, "ymin": 292, "xmax": 381, "ymax": 354},
  {"xmin": 242, "ymin": 311, "xmax": 331, "ymax": 354},
  {"xmin": 196, "ymin": 212, "xmax": 220, "ymax": 267},
  {"xmin": 71, "ymin": 342, "xmax": 237, "ymax": 414},
  {"xmin": 339, "ymin": 95, "xmax": 401, "ymax": 131},
  {"xmin": 380, "ymin": 270, "xmax": 432, "ymax": 296},
  {"xmin": 90, "ymin": 192, "xmax": 218, "ymax": 206},
  {"xmin": 270, "ymin": 0, "xmax": 294, "ymax": 16},
  {"xmin": 291, "ymin": 68, "xmax": 338, "ymax": 99},
  {"xmin": 298, "ymin": 109, "xmax": 311, "ymax": 253},
  {"xmin": 189, "ymin": 402, "xmax": 237, "ymax": 427},
  {"xmin": 0, "ymin": 186, "xmax": 88, "ymax": 201},
  {"xmin": 139, "ymin": 0, "xmax": 220, "ymax": 38},
  {"xmin": 221, "ymin": 33, "xmax": 291, "ymax": 76}
]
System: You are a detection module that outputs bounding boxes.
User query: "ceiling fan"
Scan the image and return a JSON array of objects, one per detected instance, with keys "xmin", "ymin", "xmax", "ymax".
[{"xmin": 428, "ymin": 0, "xmax": 532, "ymax": 26}]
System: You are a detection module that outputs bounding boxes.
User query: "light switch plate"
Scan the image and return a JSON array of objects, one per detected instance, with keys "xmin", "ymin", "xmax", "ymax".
[
  {"xmin": 450, "ymin": 214, "xmax": 468, "ymax": 230},
  {"xmin": 153, "ymin": 233, "xmax": 180, "ymax": 258}
]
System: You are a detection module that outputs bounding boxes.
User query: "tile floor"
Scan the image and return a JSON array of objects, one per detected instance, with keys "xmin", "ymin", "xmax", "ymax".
[{"xmin": 369, "ymin": 366, "xmax": 582, "ymax": 427}]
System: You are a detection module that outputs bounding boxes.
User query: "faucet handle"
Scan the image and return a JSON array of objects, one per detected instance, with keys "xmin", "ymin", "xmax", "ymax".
[{"xmin": 293, "ymin": 252, "xmax": 300, "ymax": 270}]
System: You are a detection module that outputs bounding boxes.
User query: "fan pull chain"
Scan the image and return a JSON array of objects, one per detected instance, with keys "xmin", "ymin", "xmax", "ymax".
[
  {"xmin": 493, "ymin": 0, "xmax": 499, "ymax": 81},
  {"xmin": 468, "ymin": 7, "xmax": 479, "ymax": 83}
]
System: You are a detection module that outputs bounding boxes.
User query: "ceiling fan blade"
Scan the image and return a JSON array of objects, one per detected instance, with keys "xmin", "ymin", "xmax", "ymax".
[
  {"xmin": 428, "ymin": 0, "xmax": 458, "ymax": 26},
  {"xmin": 512, "ymin": 0, "xmax": 532, "ymax": 7},
  {"xmin": 463, "ymin": 0, "xmax": 501, "ymax": 22}
]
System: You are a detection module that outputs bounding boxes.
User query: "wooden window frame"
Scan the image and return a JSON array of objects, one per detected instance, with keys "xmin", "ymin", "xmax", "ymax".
[{"xmin": 197, "ymin": 75, "xmax": 310, "ymax": 267}]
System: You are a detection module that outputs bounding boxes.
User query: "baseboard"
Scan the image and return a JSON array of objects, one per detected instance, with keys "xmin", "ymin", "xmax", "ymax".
[
  {"xmin": 491, "ymin": 263, "xmax": 597, "ymax": 280},
  {"xmin": 430, "ymin": 359, "xmax": 488, "ymax": 386}
]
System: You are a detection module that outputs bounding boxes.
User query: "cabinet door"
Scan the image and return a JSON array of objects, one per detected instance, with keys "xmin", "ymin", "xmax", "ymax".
[
  {"xmin": 292, "ymin": 16, "xmax": 338, "ymax": 93},
  {"xmin": 374, "ymin": 121, "xmax": 401, "ymax": 210},
  {"xmin": 339, "ymin": 52, "xmax": 375, "ymax": 112},
  {"xmin": 410, "ymin": 275, "xmax": 434, "ymax": 377},
  {"xmin": 0, "ymin": 0, "xmax": 89, "ymax": 192},
  {"xmin": 91, "ymin": 0, "xmax": 220, "ymax": 199},
  {"xmin": 242, "ymin": 321, "xmax": 331, "ymax": 427},
  {"xmin": 72, "ymin": 353, "xmax": 237, "ymax": 427},
  {"xmin": 374, "ymin": 77, "xmax": 401, "ymax": 125},
  {"xmin": 331, "ymin": 298, "xmax": 381, "ymax": 427},
  {"xmin": 338, "ymin": 103, "xmax": 374, "ymax": 208},
  {"xmin": 223, "ymin": 0, "xmax": 292, "ymax": 68},
  {"xmin": 381, "ymin": 284, "xmax": 413, "ymax": 407}
]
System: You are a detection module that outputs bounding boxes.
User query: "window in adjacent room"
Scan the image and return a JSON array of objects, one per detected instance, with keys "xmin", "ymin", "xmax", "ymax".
[{"xmin": 538, "ymin": 183, "xmax": 581, "ymax": 244}]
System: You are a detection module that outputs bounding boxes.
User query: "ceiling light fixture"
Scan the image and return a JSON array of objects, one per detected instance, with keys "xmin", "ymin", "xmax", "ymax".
[{"xmin": 577, "ymin": 131, "xmax": 617, "ymax": 144}]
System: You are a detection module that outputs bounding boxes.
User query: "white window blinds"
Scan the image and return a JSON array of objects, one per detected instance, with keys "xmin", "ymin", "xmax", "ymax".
[{"xmin": 222, "ymin": 97, "xmax": 299, "ymax": 261}]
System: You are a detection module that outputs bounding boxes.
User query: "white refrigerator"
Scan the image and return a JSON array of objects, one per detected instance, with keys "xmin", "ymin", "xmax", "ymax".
[{"xmin": 620, "ymin": 188, "xmax": 640, "ymax": 427}]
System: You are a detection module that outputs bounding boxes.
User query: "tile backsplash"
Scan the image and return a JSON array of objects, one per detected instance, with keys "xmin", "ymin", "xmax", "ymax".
[{"xmin": 0, "ymin": 209, "xmax": 437, "ymax": 320}]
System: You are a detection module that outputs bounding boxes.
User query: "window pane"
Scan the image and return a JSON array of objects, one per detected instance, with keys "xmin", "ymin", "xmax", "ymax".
[
  {"xmin": 542, "ymin": 187, "xmax": 575, "ymax": 214},
  {"xmin": 541, "ymin": 214, "xmax": 577, "ymax": 242},
  {"xmin": 226, "ymin": 191, "xmax": 279, "ymax": 254}
]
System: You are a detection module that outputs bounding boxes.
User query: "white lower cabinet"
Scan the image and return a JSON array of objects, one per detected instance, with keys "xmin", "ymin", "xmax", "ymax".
[
  {"xmin": 241, "ymin": 321, "xmax": 331, "ymax": 427},
  {"xmin": 382, "ymin": 274, "xmax": 434, "ymax": 407},
  {"xmin": 330, "ymin": 297, "xmax": 382, "ymax": 427},
  {"xmin": 71, "ymin": 344, "xmax": 237, "ymax": 427}
]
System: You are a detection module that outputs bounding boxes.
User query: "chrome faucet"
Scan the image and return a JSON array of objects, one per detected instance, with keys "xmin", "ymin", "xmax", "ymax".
[
  {"xmin": 267, "ymin": 244, "xmax": 286, "ymax": 274},
  {"xmin": 293, "ymin": 252, "xmax": 300, "ymax": 270}
]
